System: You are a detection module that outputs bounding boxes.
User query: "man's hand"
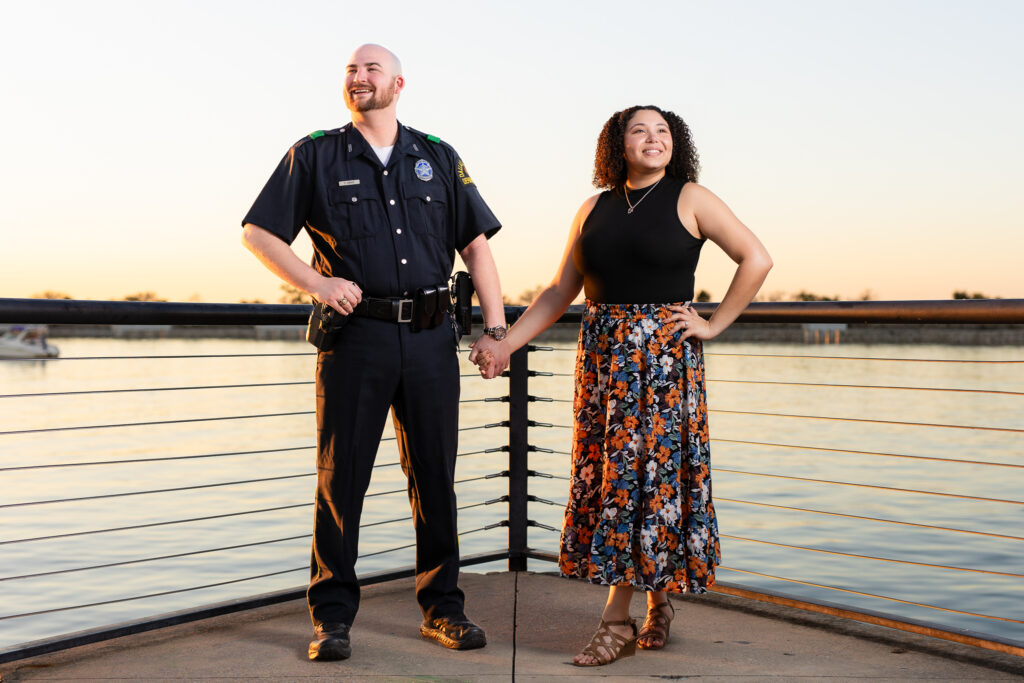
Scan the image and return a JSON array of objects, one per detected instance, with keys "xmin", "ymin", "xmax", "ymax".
[
  {"xmin": 468, "ymin": 335, "xmax": 509, "ymax": 379},
  {"xmin": 312, "ymin": 276, "xmax": 363, "ymax": 316}
]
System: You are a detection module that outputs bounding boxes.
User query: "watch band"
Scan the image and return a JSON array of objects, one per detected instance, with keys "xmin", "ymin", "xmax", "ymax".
[{"xmin": 483, "ymin": 325, "xmax": 507, "ymax": 341}]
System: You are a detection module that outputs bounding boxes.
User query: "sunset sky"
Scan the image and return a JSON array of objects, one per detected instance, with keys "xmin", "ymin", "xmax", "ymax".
[{"xmin": 2, "ymin": 0, "xmax": 1021, "ymax": 304}]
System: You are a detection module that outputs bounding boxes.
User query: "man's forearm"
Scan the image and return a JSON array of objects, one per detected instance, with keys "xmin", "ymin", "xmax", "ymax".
[{"xmin": 242, "ymin": 224, "xmax": 323, "ymax": 295}]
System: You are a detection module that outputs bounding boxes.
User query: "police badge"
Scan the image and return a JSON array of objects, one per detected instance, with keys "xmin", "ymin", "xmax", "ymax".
[{"xmin": 414, "ymin": 159, "xmax": 433, "ymax": 181}]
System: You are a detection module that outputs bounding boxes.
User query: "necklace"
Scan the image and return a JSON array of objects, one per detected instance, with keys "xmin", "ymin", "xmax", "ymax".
[{"xmin": 624, "ymin": 178, "xmax": 662, "ymax": 214}]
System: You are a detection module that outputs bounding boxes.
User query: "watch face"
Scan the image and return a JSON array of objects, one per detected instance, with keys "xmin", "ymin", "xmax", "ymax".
[{"xmin": 487, "ymin": 326, "xmax": 506, "ymax": 341}]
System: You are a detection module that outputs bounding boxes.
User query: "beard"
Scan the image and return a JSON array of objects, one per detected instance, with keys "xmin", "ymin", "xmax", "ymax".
[{"xmin": 345, "ymin": 77, "xmax": 397, "ymax": 113}]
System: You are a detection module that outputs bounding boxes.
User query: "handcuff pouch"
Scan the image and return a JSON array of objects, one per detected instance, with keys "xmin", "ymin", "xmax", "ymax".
[
  {"xmin": 306, "ymin": 301, "xmax": 349, "ymax": 351},
  {"xmin": 411, "ymin": 284, "xmax": 452, "ymax": 332}
]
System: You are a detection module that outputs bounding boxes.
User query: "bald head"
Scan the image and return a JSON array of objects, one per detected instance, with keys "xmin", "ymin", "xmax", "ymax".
[
  {"xmin": 348, "ymin": 43, "xmax": 402, "ymax": 76},
  {"xmin": 343, "ymin": 43, "xmax": 404, "ymax": 115}
]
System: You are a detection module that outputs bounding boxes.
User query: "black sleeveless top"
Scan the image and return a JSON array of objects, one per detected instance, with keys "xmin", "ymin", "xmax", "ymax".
[{"xmin": 572, "ymin": 175, "xmax": 705, "ymax": 304}]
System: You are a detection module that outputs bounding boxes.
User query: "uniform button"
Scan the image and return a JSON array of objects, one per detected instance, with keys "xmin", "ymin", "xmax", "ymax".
[
  {"xmin": 396, "ymin": 228, "xmax": 402, "ymax": 234},
  {"xmin": 351, "ymin": 197, "xmax": 357, "ymax": 203},
  {"xmin": 425, "ymin": 196, "xmax": 431, "ymax": 202},
  {"xmin": 383, "ymin": 170, "xmax": 389, "ymax": 176},
  {"xmin": 401, "ymin": 258, "xmax": 407, "ymax": 264},
  {"xmin": 389, "ymin": 199, "xmax": 396, "ymax": 205}
]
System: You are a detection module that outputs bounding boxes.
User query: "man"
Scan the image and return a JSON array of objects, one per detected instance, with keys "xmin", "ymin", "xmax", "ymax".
[{"xmin": 241, "ymin": 43, "xmax": 509, "ymax": 661}]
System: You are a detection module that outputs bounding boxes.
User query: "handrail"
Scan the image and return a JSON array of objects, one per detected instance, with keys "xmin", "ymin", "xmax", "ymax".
[
  {"xmin": 1, "ymin": 296, "xmax": 1021, "ymax": 664},
  {"xmin": 3, "ymin": 297, "xmax": 1024, "ymax": 325}
]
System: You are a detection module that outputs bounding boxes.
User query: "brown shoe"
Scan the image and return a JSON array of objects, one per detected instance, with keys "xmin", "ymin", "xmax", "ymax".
[
  {"xmin": 573, "ymin": 617, "xmax": 637, "ymax": 666},
  {"xmin": 308, "ymin": 622, "xmax": 351, "ymax": 661},
  {"xmin": 637, "ymin": 600, "xmax": 675, "ymax": 650}
]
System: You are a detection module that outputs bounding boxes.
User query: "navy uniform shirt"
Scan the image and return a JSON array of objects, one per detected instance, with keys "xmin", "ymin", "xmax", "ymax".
[{"xmin": 242, "ymin": 123, "xmax": 501, "ymax": 298}]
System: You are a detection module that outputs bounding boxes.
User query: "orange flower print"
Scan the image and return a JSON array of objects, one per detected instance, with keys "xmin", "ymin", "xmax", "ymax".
[{"xmin": 560, "ymin": 301, "xmax": 718, "ymax": 595}]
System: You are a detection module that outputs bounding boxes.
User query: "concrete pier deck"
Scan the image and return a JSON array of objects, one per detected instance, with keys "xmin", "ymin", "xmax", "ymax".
[{"xmin": 2, "ymin": 572, "xmax": 1021, "ymax": 681}]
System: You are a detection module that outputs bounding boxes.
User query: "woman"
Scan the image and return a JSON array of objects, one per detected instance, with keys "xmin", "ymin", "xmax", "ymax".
[{"xmin": 470, "ymin": 105, "xmax": 772, "ymax": 666}]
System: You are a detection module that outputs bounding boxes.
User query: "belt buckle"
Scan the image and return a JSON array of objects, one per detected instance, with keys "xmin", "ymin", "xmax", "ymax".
[{"xmin": 397, "ymin": 299, "xmax": 414, "ymax": 323}]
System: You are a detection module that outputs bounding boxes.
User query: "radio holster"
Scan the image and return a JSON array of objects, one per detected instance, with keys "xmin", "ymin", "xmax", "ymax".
[{"xmin": 451, "ymin": 271, "xmax": 473, "ymax": 338}]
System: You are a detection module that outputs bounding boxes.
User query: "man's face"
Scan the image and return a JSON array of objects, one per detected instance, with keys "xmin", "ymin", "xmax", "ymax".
[{"xmin": 344, "ymin": 46, "xmax": 402, "ymax": 113}]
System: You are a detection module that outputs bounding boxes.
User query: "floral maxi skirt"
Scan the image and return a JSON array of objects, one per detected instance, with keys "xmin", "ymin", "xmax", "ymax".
[{"xmin": 558, "ymin": 301, "xmax": 720, "ymax": 593}]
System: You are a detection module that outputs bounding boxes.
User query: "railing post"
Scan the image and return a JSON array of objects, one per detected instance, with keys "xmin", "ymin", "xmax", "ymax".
[{"xmin": 506, "ymin": 344, "xmax": 530, "ymax": 571}]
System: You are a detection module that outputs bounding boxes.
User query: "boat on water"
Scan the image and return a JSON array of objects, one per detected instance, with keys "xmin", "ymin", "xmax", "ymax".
[{"xmin": 0, "ymin": 325, "xmax": 60, "ymax": 358}]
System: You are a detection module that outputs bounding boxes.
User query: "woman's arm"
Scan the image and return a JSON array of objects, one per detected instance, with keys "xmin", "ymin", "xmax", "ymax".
[
  {"xmin": 468, "ymin": 194, "xmax": 598, "ymax": 377},
  {"xmin": 667, "ymin": 184, "xmax": 772, "ymax": 339}
]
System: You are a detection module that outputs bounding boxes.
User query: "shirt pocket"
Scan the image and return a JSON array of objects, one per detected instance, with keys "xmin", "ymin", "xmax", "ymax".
[
  {"xmin": 327, "ymin": 185, "xmax": 376, "ymax": 240},
  {"xmin": 404, "ymin": 184, "xmax": 448, "ymax": 242}
]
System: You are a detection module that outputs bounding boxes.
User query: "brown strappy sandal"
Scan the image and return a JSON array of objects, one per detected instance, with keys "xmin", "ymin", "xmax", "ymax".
[
  {"xmin": 637, "ymin": 599, "xmax": 675, "ymax": 650},
  {"xmin": 573, "ymin": 617, "xmax": 637, "ymax": 666}
]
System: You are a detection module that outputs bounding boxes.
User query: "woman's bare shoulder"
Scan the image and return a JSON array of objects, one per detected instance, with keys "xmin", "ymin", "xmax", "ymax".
[
  {"xmin": 679, "ymin": 181, "xmax": 718, "ymax": 203},
  {"xmin": 574, "ymin": 192, "xmax": 604, "ymax": 229}
]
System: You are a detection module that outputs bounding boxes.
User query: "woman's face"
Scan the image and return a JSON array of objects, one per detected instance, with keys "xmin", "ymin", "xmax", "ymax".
[{"xmin": 622, "ymin": 109, "xmax": 672, "ymax": 175}]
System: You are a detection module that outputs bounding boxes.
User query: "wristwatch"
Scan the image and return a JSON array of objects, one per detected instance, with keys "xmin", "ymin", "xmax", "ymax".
[{"xmin": 483, "ymin": 324, "xmax": 507, "ymax": 341}]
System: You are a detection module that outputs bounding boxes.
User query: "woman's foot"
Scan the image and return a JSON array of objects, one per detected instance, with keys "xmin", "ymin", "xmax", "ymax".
[
  {"xmin": 636, "ymin": 598, "xmax": 674, "ymax": 650},
  {"xmin": 572, "ymin": 617, "xmax": 637, "ymax": 666}
]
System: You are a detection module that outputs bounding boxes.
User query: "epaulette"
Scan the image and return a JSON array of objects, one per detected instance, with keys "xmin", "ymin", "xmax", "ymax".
[
  {"xmin": 308, "ymin": 127, "xmax": 345, "ymax": 140},
  {"xmin": 404, "ymin": 125, "xmax": 443, "ymax": 145}
]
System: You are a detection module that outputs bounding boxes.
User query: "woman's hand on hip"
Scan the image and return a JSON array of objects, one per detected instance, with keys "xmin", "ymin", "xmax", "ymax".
[{"xmin": 665, "ymin": 302, "xmax": 716, "ymax": 341}]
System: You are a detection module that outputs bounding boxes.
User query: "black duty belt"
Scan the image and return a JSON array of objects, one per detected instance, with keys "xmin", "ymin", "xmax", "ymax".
[{"xmin": 352, "ymin": 296, "xmax": 415, "ymax": 323}]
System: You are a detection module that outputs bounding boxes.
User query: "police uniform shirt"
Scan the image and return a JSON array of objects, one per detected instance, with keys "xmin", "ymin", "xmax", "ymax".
[{"xmin": 242, "ymin": 123, "xmax": 501, "ymax": 298}]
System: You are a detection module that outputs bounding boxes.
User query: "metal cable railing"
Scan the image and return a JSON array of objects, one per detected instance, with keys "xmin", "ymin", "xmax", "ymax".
[
  {"xmin": 718, "ymin": 567, "xmax": 1024, "ymax": 625},
  {"xmin": 0, "ymin": 380, "xmax": 314, "ymax": 399},
  {"xmin": 0, "ymin": 521, "xmax": 508, "ymax": 624},
  {"xmin": 518, "ymin": 315, "xmax": 1023, "ymax": 656},
  {"xmin": 712, "ymin": 439, "xmax": 1023, "ymax": 468},
  {"xmin": 710, "ymin": 467, "xmax": 1023, "ymax": 505},
  {"xmin": 713, "ymin": 497, "xmax": 1024, "ymax": 542},
  {"xmin": 0, "ymin": 411, "xmax": 316, "ymax": 436},
  {"xmin": 2, "ymin": 499, "xmax": 504, "ymax": 583},
  {"xmin": 521, "ymin": 510, "xmax": 1024, "ymax": 628},
  {"xmin": 707, "ymin": 377, "xmax": 1024, "ymax": 396},
  {"xmin": 1, "ymin": 297, "xmax": 1022, "ymax": 662},
  {"xmin": 545, "ymin": 345, "xmax": 1024, "ymax": 364},
  {"xmin": 710, "ymin": 409, "xmax": 1023, "ymax": 433}
]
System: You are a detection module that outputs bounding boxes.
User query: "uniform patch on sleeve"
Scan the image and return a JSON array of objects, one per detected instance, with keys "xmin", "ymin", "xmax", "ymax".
[{"xmin": 456, "ymin": 159, "xmax": 473, "ymax": 186}]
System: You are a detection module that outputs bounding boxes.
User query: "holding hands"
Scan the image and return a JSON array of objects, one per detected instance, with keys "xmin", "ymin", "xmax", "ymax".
[{"xmin": 468, "ymin": 334, "xmax": 510, "ymax": 379}]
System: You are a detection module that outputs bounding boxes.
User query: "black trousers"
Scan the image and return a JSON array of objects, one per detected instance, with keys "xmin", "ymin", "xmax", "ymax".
[{"xmin": 307, "ymin": 315, "xmax": 464, "ymax": 627}]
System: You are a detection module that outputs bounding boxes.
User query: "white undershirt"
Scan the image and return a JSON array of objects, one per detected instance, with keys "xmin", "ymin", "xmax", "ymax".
[{"xmin": 370, "ymin": 144, "xmax": 394, "ymax": 166}]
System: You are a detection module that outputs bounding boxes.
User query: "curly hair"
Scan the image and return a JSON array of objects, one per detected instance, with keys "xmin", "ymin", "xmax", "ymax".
[{"xmin": 592, "ymin": 105, "xmax": 700, "ymax": 190}]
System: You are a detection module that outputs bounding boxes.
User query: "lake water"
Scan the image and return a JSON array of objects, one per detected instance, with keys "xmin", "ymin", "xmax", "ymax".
[{"xmin": 1, "ymin": 336, "xmax": 1021, "ymax": 653}]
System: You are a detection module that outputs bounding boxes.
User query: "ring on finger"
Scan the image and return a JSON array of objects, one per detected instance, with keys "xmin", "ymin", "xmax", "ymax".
[{"xmin": 340, "ymin": 297, "xmax": 349, "ymax": 307}]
